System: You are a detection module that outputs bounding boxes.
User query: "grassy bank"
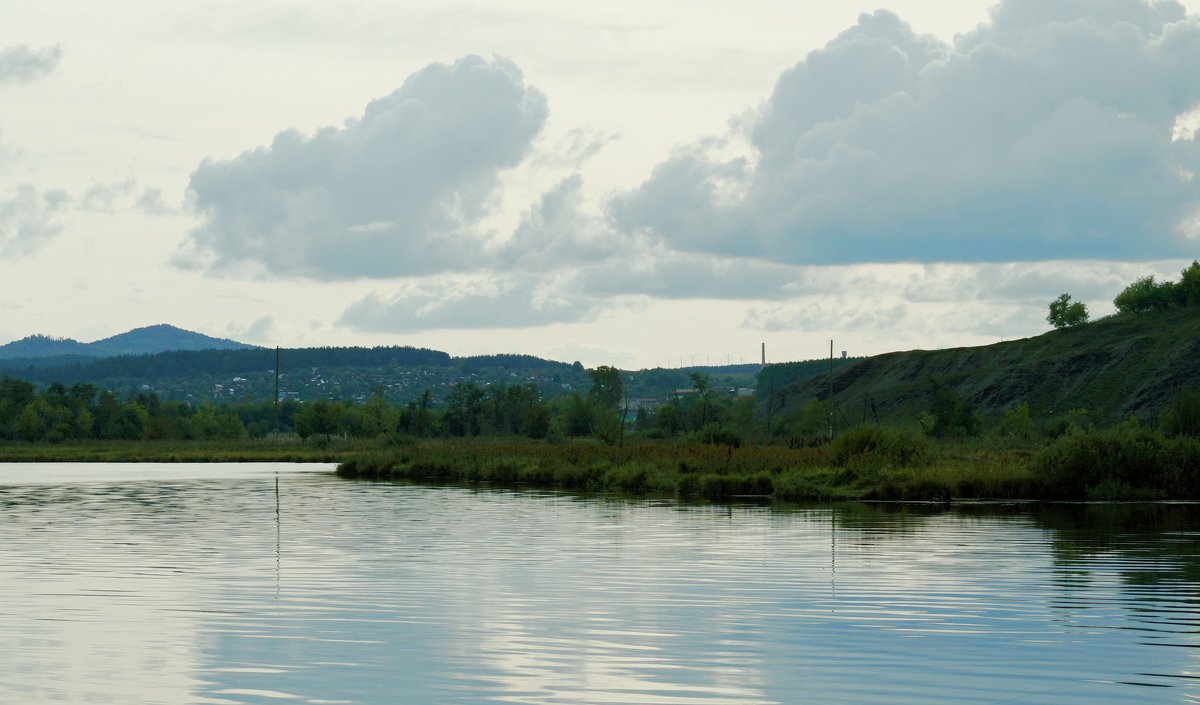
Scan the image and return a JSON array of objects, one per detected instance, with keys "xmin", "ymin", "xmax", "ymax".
[
  {"xmin": 0, "ymin": 438, "xmax": 374, "ymax": 463},
  {"xmin": 336, "ymin": 434, "xmax": 1041, "ymax": 502},
  {"xmin": 5, "ymin": 424, "xmax": 1196, "ymax": 503}
]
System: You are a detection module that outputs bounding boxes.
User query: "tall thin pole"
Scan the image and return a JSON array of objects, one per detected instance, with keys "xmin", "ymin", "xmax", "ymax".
[
  {"xmin": 274, "ymin": 346, "xmax": 280, "ymax": 443},
  {"xmin": 828, "ymin": 339, "xmax": 834, "ymax": 441}
]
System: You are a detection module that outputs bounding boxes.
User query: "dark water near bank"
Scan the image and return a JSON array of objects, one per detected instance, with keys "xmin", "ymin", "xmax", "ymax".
[{"xmin": 1, "ymin": 464, "xmax": 1198, "ymax": 704}]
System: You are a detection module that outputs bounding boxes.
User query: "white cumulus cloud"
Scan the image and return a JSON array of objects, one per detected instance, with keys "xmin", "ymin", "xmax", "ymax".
[
  {"xmin": 180, "ymin": 54, "xmax": 548, "ymax": 280},
  {"xmin": 612, "ymin": 0, "xmax": 1200, "ymax": 264}
]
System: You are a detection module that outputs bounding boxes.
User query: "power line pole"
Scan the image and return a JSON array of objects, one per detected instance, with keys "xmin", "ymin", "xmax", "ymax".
[
  {"xmin": 828, "ymin": 339, "xmax": 834, "ymax": 441},
  {"xmin": 274, "ymin": 346, "xmax": 280, "ymax": 444}
]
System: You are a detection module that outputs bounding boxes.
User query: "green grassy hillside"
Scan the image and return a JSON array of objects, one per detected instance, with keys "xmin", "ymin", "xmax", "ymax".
[{"xmin": 766, "ymin": 307, "xmax": 1200, "ymax": 429}]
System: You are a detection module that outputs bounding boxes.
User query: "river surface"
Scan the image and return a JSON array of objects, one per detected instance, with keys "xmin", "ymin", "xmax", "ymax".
[{"xmin": 0, "ymin": 463, "xmax": 1198, "ymax": 705}]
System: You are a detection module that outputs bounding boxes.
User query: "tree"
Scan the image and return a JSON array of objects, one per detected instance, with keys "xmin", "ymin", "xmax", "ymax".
[
  {"xmin": 443, "ymin": 383, "xmax": 485, "ymax": 436},
  {"xmin": 520, "ymin": 404, "xmax": 551, "ymax": 439},
  {"xmin": 1114, "ymin": 276, "xmax": 1165, "ymax": 314},
  {"xmin": 919, "ymin": 380, "xmax": 980, "ymax": 437},
  {"xmin": 562, "ymin": 392, "xmax": 596, "ymax": 436},
  {"xmin": 1046, "ymin": 293, "xmax": 1089, "ymax": 328},
  {"xmin": 295, "ymin": 400, "xmax": 344, "ymax": 442},
  {"xmin": 999, "ymin": 401, "xmax": 1035, "ymax": 439},
  {"xmin": 189, "ymin": 404, "xmax": 247, "ymax": 440},
  {"xmin": 587, "ymin": 366, "xmax": 623, "ymax": 410},
  {"xmin": 1179, "ymin": 260, "xmax": 1200, "ymax": 306},
  {"xmin": 688, "ymin": 372, "xmax": 712, "ymax": 429}
]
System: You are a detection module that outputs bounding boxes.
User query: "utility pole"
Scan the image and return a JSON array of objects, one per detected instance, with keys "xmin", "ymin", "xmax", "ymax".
[
  {"xmin": 274, "ymin": 346, "xmax": 280, "ymax": 444},
  {"xmin": 828, "ymin": 339, "xmax": 834, "ymax": 441}
]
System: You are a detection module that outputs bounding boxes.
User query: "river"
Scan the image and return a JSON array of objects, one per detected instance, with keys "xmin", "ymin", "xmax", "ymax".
[{"xmin": 0, "ymin": 463, "xmax": 1197, "ymax": 704}]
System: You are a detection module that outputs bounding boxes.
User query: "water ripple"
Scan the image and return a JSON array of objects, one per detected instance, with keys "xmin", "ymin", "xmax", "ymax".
[{"xmin": 0, "ymin": 466, "xmax": 1197, "ymax": 704}]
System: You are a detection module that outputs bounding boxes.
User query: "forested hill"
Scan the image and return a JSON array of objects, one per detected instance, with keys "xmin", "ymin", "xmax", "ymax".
[
  {"xmin": 0, "ymin": 342, "xmax": 759, "ymax": 407},
  {"xmin": 0, "ymin": 346, "xmax": 452, "ymax": 387},
  {"xmin": 765, "ymin": 306, "xmax": 1200, "ymax": 428},
  {"xmin": 0, "ymin": 324, "xmax": 255, "ymax": 360}
]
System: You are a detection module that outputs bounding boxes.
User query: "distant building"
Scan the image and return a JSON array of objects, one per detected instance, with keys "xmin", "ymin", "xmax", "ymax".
[{"xmin": 627, "ymin": 398, "xmax": 662, "ymax": 412}]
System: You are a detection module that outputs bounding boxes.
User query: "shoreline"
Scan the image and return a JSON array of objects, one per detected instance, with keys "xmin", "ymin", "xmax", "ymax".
[{"xmin": 3, "ymin": 431, "xmax": 1195, "ymax": 503}]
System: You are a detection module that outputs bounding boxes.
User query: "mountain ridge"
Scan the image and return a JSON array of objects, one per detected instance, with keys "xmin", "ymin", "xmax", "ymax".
[{"xmin": 0, "ymin": 324, "xmax": 257, "ymax": 360}]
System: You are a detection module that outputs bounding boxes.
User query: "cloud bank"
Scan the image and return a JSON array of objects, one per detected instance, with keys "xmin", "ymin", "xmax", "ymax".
[
  {"xmin": 0, "ymin": 44, "xmax": 61, "ymax": 84},
  {"xmin": 613, "ymin": 1, "xmax": 1200, "ymax": 264},
  {"xmin": 180, "ymin": 54, "xmax": 548, "ymax": 279},
  {"xmin": 177, "ymin": 1, "xmax": 1200, "ymax": 335}
]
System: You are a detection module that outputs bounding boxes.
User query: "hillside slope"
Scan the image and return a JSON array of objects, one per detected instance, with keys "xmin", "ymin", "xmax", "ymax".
[
  {"xmin": 0, "ymin": 324, "xmax": 255, "ymax": 359},
  {"xmin": 0, "ymin": 335, "xmax": 92, "ymax": 359},
  {"xmin": 87, "ymin": 324, "xmax": 256, "ymax": 356},
  {"xmin": 767, "ymin": 308, "xmax": 1200, "ymax": 427}
]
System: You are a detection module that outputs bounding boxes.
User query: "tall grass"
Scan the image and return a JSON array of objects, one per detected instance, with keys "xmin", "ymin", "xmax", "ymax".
[
  {"xmin": 6, "ymin": 429, "xmax": 1194, "ymax": 504},
  {"xmin": 337, "ymin": 436, "xmax": 1051, "ymax": 502},
  {"xmin": 0, "ymin": 438, "xmax": 377, "ymax": 463}
]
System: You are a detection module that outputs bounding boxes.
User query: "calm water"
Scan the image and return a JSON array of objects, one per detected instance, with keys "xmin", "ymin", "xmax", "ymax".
[{"xmin": 1, "ymin": 464, "xmax": 1198, "ymax": 705}]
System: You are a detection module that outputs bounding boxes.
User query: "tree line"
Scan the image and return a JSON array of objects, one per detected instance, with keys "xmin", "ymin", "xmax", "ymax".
[
  {"xmin": 0, "ymin": 367, "xmax": 757, "ymax": 445},
  {"xmin": 1049, "ymin": 260, "xmax": 1200, "ymax": 328}
]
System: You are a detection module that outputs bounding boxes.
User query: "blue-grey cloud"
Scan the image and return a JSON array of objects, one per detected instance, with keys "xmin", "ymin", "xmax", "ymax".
[
  {"xmin": 180, "ymin": 54, "xmax": 548, "ymax": 279},
  {"xmin": 0, "ymin": 44, "xmax": 61, "ymax": 85},
  {"xmin": 0, "ymin": 185, "xmax": 71, "ymax": 258},
  {"xmin": 80, "ymin": 178, "xmax": 137, "ymax": 214},
  {"xmin": 338, "ymin": 275, "xmax": 596, "ymax": 332},
  {"xmin": 612, "ymin": 1, "xmax": 1200, "ymax": 264},
  {"xmin": 134, "ymin": 187, "xmax": 176, "ymax": 216},
  {"xmin": 340, "ymin": 171, "xmax": 814, "ymax": 333},
  {"xmin": 499, "ymin": 174, "xmax": 806, "ymax": 297},
  {"xmin": 228, "ymin": 315, "xmax": 275, "ymax": 344},
  {"xmin": 0, "ymin": 131, "xmax": 20, "ymax": 164}
]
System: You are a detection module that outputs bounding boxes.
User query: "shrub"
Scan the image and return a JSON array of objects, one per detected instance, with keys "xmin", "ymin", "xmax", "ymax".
[
  {"xmin": 921, "ymin": 381, "xmax": 981, "ymax": 437},
  {"xmin": 1032, "ymin": 422, "xmax": 1200, "ymax": 498},
  {"xmin": 1044, "ymin": 408, "xmax": 1091, "ymax": 438},
  {"xmin": 1114, "ymin": 276, "xmax": 1165, "ymax": 314},
  {"xmin": 1160, "ymin": 387, "xmax": 1200, "ymax": 438},
  {"xmin": 999, "ymin": 401, "xmax": 1035, "ymax": 439},
  {"xmin": 829, "ymin": 424, "xmax": 929, "ymax": 468},
  {"xmin": 698, "ymin": 424, "xmax": 743, "ymax": 449}
]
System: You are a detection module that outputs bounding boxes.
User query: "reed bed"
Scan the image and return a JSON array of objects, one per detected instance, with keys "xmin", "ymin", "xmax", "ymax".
[{"xmin": 335, "ymin": 435, "xmax": 1040, "ymax": 502}]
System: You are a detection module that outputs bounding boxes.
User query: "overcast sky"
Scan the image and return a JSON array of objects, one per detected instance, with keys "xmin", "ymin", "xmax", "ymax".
[{"xmin": 4, "ymin": 0, "xmax": 1200, "ymax": 368}]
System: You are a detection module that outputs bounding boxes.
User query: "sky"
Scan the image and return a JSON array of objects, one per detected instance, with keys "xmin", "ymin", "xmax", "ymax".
[{"xmin": 3, "ymin": 0, "xmax": 1200, "ymax": 369}]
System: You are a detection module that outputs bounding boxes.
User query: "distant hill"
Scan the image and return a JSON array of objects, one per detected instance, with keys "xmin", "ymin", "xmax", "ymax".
[
  {"xmin": 0, "ymin": 335, "xmax": 92, "ymax": 359},
  {"xmin": 88, "ymin": 324, "xmax": 257, "ymax": 357},
  {"xmin": 0, "ymin": 324, "xmax": 257, "ymax": 360},
  {"xmin": 766, "ymin": 307, "xmax": 1200, "ymax": 428},
  {"xmin": 0, "ymin": 337, "xmax": 758, "ymax": 407}
]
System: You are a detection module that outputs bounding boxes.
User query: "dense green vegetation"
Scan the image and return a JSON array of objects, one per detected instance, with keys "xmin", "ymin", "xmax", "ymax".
[
  {"xmin": 768, "ymin": 302, "xmax": 1200, "ymax": 431},
  {"xmin": 0, "ymin": 344, "xmax": 761, "ymax": 409},
  {"xmin": 0, "ymin": 439, "xmax": 357, "ymax": 463},
  {"xmin": 334, "ymin": 432, "xmax": 1036, "ymax": 502},
  {"xmin": 1113, "ymin": 261, "xmax": 1200, "ymax": 314}
]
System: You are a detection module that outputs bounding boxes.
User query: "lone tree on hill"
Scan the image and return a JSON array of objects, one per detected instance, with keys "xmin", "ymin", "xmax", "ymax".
[{"xmin": 1047, "ymin": 293, "xmax": 1089, "ymax": 328}]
